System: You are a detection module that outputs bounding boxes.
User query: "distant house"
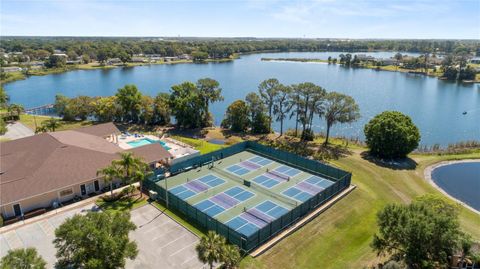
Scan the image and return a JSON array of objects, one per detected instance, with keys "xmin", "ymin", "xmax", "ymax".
[
  {"xmin": 355, "ymin": 54, "xmax": 375, "ymax": 61},
  {"xmin": 427, "ymin": 57, "xmax": 443, "ymax": 66},
  {"xmin": 107, "ymin": 58, "xmax": 122, "ymax": 65},
  {"xmin": 66, "ymin": 60, "xmax": 82, "ymax": 65},
  {"xmin": 469, "ymin": 57, "xmax": 480, "ymax": 64},
  {"xmin": 0, "ymin": 123, "xmax": 172, "ymax": 220},
  {"xmin": 1, "ymin": 66, "xmax": 22, "ymax": 73},
  {"xmin": 163, "ymin": 56, "xmax": 179, "ymax": 62},
  {"xmin": 52, "ymin": 53, "xmax": 68, "ymax": 58},
  {"xmin": 130, "ymin": 57, "xmax": 147, "ymax": 63},
  {"xmin": 28, "ymin": 61, "xmax": 45, "ymax": 67},
  {"xmin": 145, "ymin": 54, "xmax": 162, "ymax": 58},
  {"xmin": 179, "ymin": 54, "xmax": 192, "ymax": 60},
  {"xmin": 376, "ymin": 58, "xmax": 398, "ymax": 66}
]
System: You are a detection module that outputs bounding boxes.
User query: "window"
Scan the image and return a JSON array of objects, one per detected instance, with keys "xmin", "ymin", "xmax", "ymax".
[
  {"xmin": 13, "ymin": 204, "xmax": 22, "ymax": 217},
  {"xmin": 59, "ymin": 188, "xmax": 73, "ymax": 197},
  {"xmin": 94, "ymin": 180, "xmax": 100, "ymax": 192},
  {"xmin": 80, "ymin": 184, "xmax": 86, "ymax": 195}
]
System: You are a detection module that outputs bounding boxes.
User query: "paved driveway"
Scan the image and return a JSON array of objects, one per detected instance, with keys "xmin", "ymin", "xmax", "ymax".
[
  {"xmin": 0, "ymin": 204, "xmax": 204, "ymax": 269},
  {"xmin": 0, "ymin": 122, "xmax": 34, "ymax": 140}
]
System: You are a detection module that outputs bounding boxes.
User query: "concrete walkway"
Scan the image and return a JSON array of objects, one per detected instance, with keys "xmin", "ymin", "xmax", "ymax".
[{"xmin": 0, "ymin": 122, "xmax": 34, "ymax": 140}]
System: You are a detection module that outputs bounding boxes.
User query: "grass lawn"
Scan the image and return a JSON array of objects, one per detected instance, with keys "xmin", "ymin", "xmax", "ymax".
[
  {"xmin": 18, "ymin": 114, "xmax": 92, "ymax": 131},
  {"xmin": 96, "ymin": 194, "xmax": 148, "ymax": 213},
  {"xmin": 239, "ymin": 149, "xmax": 480, "ymax": 269},
  {"xmin": 171, "ymin": 135, "xmax": 226, "ymax": 154}
]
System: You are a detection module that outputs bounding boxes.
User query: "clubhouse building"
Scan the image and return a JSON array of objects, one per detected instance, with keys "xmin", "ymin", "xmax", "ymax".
[{"xmin": 0, "ymin": 123, "xmax": 173, "ymax": 221}]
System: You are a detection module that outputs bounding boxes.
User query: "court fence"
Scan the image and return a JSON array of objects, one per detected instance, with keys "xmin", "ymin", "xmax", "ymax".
[{"xmin": 145, "ymin": 141, "xmax": 352, "ymax": 252}]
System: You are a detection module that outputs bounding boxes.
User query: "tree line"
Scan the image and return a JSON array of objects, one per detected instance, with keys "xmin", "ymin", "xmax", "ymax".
[
  {"xmin": 51, "ymin": 78, "xmax": 359, "ymax": 144},
  {"xmin": 51, "ymin": 78, "xmax": 223, "ymax": 130},
  {"xmin": 331, "ymin": 50, "xmax": 478, "ymax": 81},
  {"xmin": 2, "ymin": 37, "xmax": 479, "ymax": 63},
  {"xmin": 222, "ymin": 79, "xmax": 360, "ymax": 143}
]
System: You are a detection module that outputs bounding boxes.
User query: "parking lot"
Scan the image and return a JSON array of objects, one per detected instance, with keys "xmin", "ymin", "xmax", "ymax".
[{"xmin": 0, "ymin": 203, "xmax": 204, "ymax": 269}]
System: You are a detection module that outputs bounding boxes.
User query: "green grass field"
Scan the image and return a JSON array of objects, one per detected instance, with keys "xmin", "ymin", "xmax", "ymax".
[
  {"xmin": 240, "ymin": 149, "xmax": 480, "ymax": 269},
  {"xmin": 171, "ymin": 135, "xmax": 226, "ymax": 154},
  {"xmin": 96, "ymin": 195, "xmax": 148, "ymax": 213},
  {"xmin": 18, "ymin": 114, "xmax": 92, "ymax": 131}
]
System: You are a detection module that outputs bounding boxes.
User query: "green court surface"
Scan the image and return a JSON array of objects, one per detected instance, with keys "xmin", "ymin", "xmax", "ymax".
[{"xmin": 154, "ymin": 151, "xmax": 336, "ymax": 238}]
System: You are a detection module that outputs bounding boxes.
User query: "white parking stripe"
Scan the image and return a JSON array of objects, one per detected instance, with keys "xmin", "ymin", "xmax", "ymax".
[
  {"xmin": 160, "ymin": 233, "xmax": 188, "ymax": 249},
  {"xmin": 170, "ymin": 240, "xmax": 198, "ymax": 257}
]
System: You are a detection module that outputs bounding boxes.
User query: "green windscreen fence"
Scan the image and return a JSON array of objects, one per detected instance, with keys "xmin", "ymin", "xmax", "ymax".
[{"xmin": 146, "ymin": 141, "xmax": 352, "ymax": 252}]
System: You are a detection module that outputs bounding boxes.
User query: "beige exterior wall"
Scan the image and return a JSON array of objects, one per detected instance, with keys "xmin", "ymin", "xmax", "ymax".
[{"xmin": 0, "ymin": 178, "xmax": 113, "ymax": 219}]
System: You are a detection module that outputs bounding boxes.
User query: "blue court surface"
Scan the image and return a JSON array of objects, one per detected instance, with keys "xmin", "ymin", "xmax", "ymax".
[
  {"xmin": 225, "ymin": 156, "xmax": 274, "ymax": 176},
  {"xmin": 282, "ymin": 176, "xmax": 334, "ymax": 202},
  {"xmin": 194, "ymin": 186, "xmax": 255, "ymax": 217},
  {"xmin": 170, "ymin": 174, "xmax": 225, "ymax": 200},
  {"xmin": 226, "ymin": 200, "xmax": 289, "ymax": 236},
  {"xmin": 274, "ymin": 165, "xmax": 301, "ymax": 177},
  {"xmin": 252, "ymin": 174, "xmax": 282, "ymax": 189}
]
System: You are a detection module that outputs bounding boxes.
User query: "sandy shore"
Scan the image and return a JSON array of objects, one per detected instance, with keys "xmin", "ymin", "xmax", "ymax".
[{"xmin": 424, "ymin": 159, "xmax": 480, "ymax": 215}]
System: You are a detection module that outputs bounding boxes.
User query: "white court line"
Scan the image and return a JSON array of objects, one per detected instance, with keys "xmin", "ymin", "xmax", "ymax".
[
  {"xmin": 169, "ymin": 239, "xmax": 198, "ymax": 257},
  {"xmin": 160, "ymin": 233, "xmax": 188, "ymax": 249}
]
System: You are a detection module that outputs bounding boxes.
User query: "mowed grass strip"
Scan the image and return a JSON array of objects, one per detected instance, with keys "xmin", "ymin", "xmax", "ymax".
[
  {"xmin": 19, "ymin": 114, "xmax": 93, "ymax": 131},
  {"xmin": 240, "ymin": 149, "xmax": 480, "ymax": 269},
  {"xmin": 96, "ymin": 195, "xmax": 148, "ymax": 213},
  {"xmin": 171, "ymin": 135, "xmax": 226, "ymax": 154}
]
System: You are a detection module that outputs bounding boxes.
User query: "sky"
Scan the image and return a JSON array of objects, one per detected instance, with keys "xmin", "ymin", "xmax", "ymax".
[{"xmin": 1, "ymin": 0, "xmax": 479, "ymax": 39}]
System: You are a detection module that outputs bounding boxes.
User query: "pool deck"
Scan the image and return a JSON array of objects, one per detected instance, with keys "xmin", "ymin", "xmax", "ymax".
[
  {"xmin": 424, "ymin": 159, "xmax": 480, "ymax": 215},
  {"xmin": 108, "ymin": 134, "xmax": 197, "ymax": 159}
]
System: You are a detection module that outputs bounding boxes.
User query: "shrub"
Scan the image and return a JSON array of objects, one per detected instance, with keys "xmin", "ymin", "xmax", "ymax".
[
  {"xmin": 300, "ymin": 129, "xmax": 314, "ymax": 141},
  {"xmin": 364, "ymin": 111, "xmax": 420, "ymax": 158},
  {"xmin": 0, "ymin": 118, "xmax": 6, "ymax": 135}
]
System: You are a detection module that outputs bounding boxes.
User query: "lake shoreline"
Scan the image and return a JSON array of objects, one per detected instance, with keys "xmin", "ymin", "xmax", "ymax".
[
  {"xmin": 261, "ymin": 57, "xmax": 480, "ymax": 83},
  {"xmin": 424, "ymin": 159, "xmax": 480, "ymax": 215},
  {"xmin": 0, "ymin": 56, "xmax": 238, "ymax": 85}
]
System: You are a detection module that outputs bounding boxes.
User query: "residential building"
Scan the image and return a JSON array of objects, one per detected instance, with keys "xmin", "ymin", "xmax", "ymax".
[{"xmin": 0, "ymin": 123, "xmax": 172, "ymax": 220}]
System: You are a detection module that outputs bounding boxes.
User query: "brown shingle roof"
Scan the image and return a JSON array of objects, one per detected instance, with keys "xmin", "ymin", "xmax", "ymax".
[
  {"xmin": 75, "ymin": 122, "xmax": 121, "ymax": 137},
  {"xmin": 0, "ymin": 125, "xmax": 172, "ymax": 206},
  {"xmin": 128, "ymin": 143, "xmax": 173, "ymax": 163}
]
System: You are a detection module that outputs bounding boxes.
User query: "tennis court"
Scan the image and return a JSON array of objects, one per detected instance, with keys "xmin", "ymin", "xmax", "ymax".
[{"xmin": 146, "ymin": 141, "xmax": 351, "ymax": 252}]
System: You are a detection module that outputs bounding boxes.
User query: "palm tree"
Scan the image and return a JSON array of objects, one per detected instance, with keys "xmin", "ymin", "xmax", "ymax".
[
  {"xmin": 113, "ymin": 152, "xmax": 150, "ymax": 196},
  {"xmin": 7, "ymin": 103, "xmax": 24, "ymax": 118},
  {"xmin": 35, "ymin": 125, "xmax": 48, "ymax": 134},
  {"xmin": 132, "ymin": 164, "xmax": 153, "ymax": 198},
  {"xmin": 0, "ymin": 248, "xmax": 46, "ymax": 269},
  {"xmin": 195, "ymin": 231, "xmax": 226, "ymax": 269},
  {"xmin": 96, "ymin": 163, "xmax": 120, "ymax": 196},
  {"xmin": 42, "ymin": 118, "xmax": 62, "ymax": 132},
  {"xmin": 221, "ymin": 244, "xmax": 241, "ymax": 269},
  {"xmin": 113, "ymin": 152, "xmax": 142, "ymax": 185}
]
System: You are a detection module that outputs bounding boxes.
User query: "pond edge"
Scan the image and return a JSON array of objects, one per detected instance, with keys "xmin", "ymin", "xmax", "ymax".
[{"xmin": 424, "ymin": 159, "xmax": 480, "ymax": 215}]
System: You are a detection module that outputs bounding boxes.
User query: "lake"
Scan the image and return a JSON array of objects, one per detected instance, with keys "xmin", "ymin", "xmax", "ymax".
[
  {"xmin": 4, "ymin": 52, "xmax": 480, "ymax": 146},
  {"xmin": 431, "ymin": 162, "xmax": 480, "ymax": 211}
]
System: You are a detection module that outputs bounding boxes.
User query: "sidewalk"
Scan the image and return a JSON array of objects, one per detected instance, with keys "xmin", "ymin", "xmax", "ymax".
[
  {"xmin": 0, "ymin": 183, "xmax": 139, "ymax": 234},
  {"xmin": 0, "ymin": 122, "xmax": 34, "ymax": 140}
]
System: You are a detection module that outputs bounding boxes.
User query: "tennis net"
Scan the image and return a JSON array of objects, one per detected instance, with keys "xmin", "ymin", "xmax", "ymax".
[{"xmin": 266, "ymin": 170, "xmax": 290, "ymax": 181}]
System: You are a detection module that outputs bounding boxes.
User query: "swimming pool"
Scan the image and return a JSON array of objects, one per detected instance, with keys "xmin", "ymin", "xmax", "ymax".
[{"xmin": 127, "ymin": 138, "xmax": 171, "ymax": 150}]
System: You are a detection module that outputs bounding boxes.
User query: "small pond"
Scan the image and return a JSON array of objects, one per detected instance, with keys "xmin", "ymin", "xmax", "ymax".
[{"xmin": 431, "ymin": 162, "xmax": 480, "ymax": 211}]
